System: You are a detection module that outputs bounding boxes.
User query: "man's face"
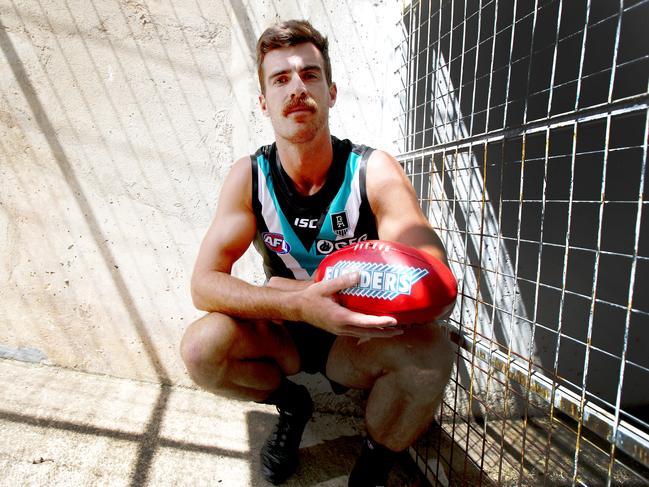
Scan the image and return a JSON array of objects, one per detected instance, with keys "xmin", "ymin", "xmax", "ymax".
[{"xmin": 259, "ymin": 42, "xmax": 337, "ymax": 144}]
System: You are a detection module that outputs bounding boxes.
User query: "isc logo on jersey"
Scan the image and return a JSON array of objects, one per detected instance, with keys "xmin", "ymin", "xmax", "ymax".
[
  {"xmin": 323, "ymin": 261, "xmax": 429, "ymax": 300},
  {"xmin": 262, "ymin": 232, "xmax": 291, "ymax": 254},
  {"xmin": 294, "ymin": 218, "xmax": 319, "ymax": 229}
]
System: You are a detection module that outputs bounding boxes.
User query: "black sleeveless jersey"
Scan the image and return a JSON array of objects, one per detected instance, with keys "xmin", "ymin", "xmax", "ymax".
[{"xmin": 251, "ymin": 137, "xmax": 379, "ymax": 280}]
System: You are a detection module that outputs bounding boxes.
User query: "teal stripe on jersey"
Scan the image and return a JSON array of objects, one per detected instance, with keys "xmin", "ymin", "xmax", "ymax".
[
  {"xmin": 257, "ymin": 154, "xmax": 320, "ymax": 276},
  {"xmin": 317, "ymin": 151, "xmax": 360, "ymax": 241},
  {"xmin": 257, "ymin": 149, "xmax": 363, "ymax": 277}
]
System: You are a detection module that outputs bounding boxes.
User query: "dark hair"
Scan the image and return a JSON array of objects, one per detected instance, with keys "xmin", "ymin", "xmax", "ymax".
[{"xmin": 256, "ymin": 20, "xmax": 332, "ymax": 93}]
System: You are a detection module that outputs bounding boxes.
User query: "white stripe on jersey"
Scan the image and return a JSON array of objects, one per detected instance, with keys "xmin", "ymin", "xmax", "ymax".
[
  {"xmin": 341, "ymin": 159, "xmax": 362, "ymax": 238},
  {"xmin": 257, "ymin": 166, "xmax": 310, "ymax": 280}
]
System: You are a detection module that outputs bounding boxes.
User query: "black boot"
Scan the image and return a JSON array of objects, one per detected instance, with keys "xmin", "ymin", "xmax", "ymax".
[
  {"xmin": 260, "ymin": 380, "xmax": 314, "ymax": 484},
  {"xmin": 348, "ymin": 436, "xmax": 398, "ymax": 487}
]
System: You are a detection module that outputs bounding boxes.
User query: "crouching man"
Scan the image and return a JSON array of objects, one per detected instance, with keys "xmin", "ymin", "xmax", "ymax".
[{"xmin": 180, "ymin": 19, "xmax": 454, "ymax": 486}]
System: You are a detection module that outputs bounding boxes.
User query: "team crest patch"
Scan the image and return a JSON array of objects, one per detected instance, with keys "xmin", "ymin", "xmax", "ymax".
[
  {"xmin": 330, "ymin": 211, "xmax": 350, "ymax": 236},
  {"xmin": 323, "ymin": 261, "xmax": 429, "ymax": 300},
  {"xmin": 262, "ymin": 232, "xmax": 291, "ymax": 254}
]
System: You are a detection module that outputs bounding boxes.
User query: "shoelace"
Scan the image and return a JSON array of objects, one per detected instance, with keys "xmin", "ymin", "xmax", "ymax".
[{"xmin": 268, "ymin": 409, "xmax": 299, "ymax": 450}]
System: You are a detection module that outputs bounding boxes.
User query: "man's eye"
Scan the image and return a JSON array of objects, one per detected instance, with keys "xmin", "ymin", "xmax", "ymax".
[{"xmin": 274, "ymin": 77, "xmax": 288, "ymax": 85}]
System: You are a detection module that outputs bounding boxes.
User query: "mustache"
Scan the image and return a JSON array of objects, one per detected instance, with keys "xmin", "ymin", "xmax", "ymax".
[{"xmin": 283, "ymin": 96, "xmax": 317, "ymax": 116}]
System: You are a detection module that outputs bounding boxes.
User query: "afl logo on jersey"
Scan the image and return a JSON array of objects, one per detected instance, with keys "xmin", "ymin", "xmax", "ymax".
[{"xmin": 262, "ymin": 232, "xmax": 291, "ymax": 254}]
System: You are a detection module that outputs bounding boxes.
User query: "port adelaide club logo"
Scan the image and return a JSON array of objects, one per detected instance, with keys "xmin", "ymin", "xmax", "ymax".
[
  {"xmin": 330, "ymin": 211, "xmax": 349, "ymax": 237},
  {"xmin": 323, "ymin": 261, "xmax": 429, "ymax": 300}
]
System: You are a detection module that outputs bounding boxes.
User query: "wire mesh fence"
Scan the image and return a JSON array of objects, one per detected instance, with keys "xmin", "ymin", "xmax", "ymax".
[{"xmin": 395, "ymin": 0, "xmax": 649, "ymax": 485}]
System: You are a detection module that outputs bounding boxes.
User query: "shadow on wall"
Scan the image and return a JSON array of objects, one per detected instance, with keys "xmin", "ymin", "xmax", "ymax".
[
  {"xmin": 0, "ymin": 14, "xmax": 170, "ymax": 382},
  {"xmin": 0, "ymin": 5, "xmax": 401, "ymax": 484},
  {"xmin": 0, "ymin": 6, "xmax": 265, "ymax": 483},
  {"xmin": 0, "ymin": 0, "xmax": 398, "ymax": 386},
  {"xmin": 401, "ymin": 0, "xmax": 648, "ymax": 417},
  {"xmin": 0, "ymin": 0, "xmax": 244, "ymax": 383}
]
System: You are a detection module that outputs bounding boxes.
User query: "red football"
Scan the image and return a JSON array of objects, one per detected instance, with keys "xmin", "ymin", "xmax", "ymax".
[{"xmin": 313, "ymin": 240, "xmax": 457, "ymax": 323}]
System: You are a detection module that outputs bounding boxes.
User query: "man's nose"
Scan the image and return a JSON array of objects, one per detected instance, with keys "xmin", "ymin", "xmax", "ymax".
[{"xmin": 289, "ymin": 74, "xmax": 307, "ymax": 97}]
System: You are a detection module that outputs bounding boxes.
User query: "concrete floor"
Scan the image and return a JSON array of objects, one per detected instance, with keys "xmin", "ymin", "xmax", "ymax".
[{"xmin": 0, "ymin": 358, "xmax": 428, "ymax": 486}]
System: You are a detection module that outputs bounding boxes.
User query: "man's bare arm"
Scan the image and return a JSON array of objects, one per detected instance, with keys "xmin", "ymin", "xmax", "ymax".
[
  {"xmin": 190, "ymin": 157, "xmax": 400, "ymax": 337},
  {"xmin": 366, "ymin": 150, "xmax": 448, "ymax": 265},
  {"xmin": 191, "ymin": 157, "xmax": 264, "ymax": 311},
  {"xmin": 366, "ymin": 151, "xmax": 454, "ymax": 322}
]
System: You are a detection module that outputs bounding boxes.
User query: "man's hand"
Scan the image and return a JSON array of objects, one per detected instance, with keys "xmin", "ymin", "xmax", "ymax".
[
  {"xmin": 263, "ymin": 277, "xmax": 310, "ymax": 325},
  {"xmin": 293, "ymin": 272, "xmax": 402, "ymax": 338}
]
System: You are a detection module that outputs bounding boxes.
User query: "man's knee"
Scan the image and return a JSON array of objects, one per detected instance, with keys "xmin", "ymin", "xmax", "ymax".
[
  {"xmin": 391, "ymin": 325, "xmax": 454, "ymax": 398},
  {"xmin": 327, "ymin": 324, "xmax": 454, "ymax": 393},
  {"xmin": 180, "ymin": 312, "xmax": 237, "ymax": 390},
  {"xmin": 422, "ymin": 325, "xmax": 454, "ymax": 379}
]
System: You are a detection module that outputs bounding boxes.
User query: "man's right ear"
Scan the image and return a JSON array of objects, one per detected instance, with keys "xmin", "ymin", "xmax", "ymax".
[{"xmin": 259, "ymin": 94, "xmax": 269, "ymax": 116}]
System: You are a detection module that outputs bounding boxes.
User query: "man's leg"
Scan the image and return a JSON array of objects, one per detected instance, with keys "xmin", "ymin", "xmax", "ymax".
[
  {"xmin": 180, "ymin": 312, "xmax": 300, "ymax": 400},
  {"xmin": 180, "ymin": 313, "xmax": 313, "ymax": 485},
  {"xmin": 326, "ymin": 323, "xmax": 454, "ymax": 486}
]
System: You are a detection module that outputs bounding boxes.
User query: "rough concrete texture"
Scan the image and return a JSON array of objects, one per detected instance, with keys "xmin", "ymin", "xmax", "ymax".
[
  {"xmin": 0, "ymin": 358, "xmax": 429, "ymax": 486},
  {"xmin": 0, "ymin": 0, "xmax": 400, "ymax": 386},
  {"xmin": 0, "ymin": 0, "xmax": 484, "ymax": 435},
  {"xmin": 0, "ymin": 2, "xmax": 436, "ymax": 484}
]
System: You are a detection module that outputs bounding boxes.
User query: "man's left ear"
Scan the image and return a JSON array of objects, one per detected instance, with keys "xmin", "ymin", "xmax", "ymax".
[
  {"xmin": 328, "ymin": 82, "xmax": 337, "ymax": 107},
  {"xmin": 259, "ymin": 94, "xmax": 269, "ymax": 116}
]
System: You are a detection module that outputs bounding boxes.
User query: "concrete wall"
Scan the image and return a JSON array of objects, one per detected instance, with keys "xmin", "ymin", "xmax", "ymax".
[{"xmin": 0, "ymin": 0, "xmax": 401, "ymax": 386}]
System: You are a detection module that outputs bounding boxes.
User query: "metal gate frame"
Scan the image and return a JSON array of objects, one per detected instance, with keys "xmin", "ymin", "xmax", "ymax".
[{"xmin": 395, "ymin": 0, "xmax": 649, "ymax": 485}]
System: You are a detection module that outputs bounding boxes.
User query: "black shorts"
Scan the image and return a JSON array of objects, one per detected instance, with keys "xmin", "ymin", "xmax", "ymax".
[{"xmin": 283, "ymin": 321, "xmax": 349, "ymax": 394}]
